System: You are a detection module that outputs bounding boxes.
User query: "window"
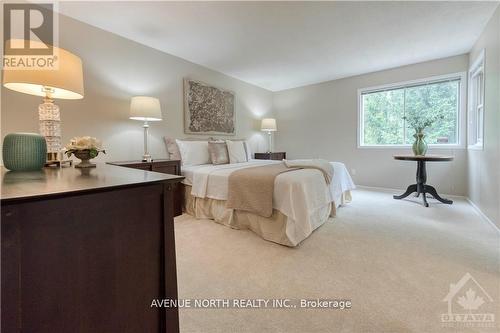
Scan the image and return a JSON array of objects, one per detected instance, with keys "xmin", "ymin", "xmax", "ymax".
[
  {"xmin": 358, "ymin": 73, "xmax": 465, "ymax": 147},
  {"xmin": 468, "ymin": 50, "xmax": 485, "ymax": 150}
]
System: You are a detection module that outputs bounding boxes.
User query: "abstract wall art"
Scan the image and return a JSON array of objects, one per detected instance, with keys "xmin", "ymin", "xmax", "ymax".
[{"xmin": 184, "ymin": 79, "xmax": 235, "ymax": 135}]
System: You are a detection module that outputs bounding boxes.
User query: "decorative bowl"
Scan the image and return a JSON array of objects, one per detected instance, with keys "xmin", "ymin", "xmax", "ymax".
[{"xmin": 73, "ymin": 150, "xmax": 97, "ymax": 168}]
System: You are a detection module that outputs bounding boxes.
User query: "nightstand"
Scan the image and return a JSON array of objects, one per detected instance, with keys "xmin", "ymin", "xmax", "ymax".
[
  {"xmin": 107, "ymin": 159, "xmax": 183, "ymax": 216},
  {"xmin": 254, "ymin": 152, "xmax": 286, "ymax": 160}
]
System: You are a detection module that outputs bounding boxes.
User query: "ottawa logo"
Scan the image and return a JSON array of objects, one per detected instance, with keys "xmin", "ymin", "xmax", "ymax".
[{"xmin": 441, "ymin": 273, "xmax": 495, "ymax": 328}]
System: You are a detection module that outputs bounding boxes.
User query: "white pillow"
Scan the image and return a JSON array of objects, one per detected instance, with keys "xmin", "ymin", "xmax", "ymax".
[
  {"xmin": 244, "ymin": 141, "xmax": 252, "ymax": 160},
  {"xmin": 226, "ymin": 140, "xmax": 248, "ymax": 164},
  {"xmin": 176, "ymin": 140, "xmax": 210, "ymax": 166}
]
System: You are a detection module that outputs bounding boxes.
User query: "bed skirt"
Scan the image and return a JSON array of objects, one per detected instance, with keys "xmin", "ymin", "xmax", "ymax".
[{"xmin": 182, "ymin": 185, "xmax": 352, "ymax": 247}]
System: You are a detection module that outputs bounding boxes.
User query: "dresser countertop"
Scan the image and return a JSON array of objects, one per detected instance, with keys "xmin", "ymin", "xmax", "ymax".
[
  {"xmin": 107, "ymin": 159, "xmax": 178, "ymax": 166},
  {"xmin": 1, "ymin": 163, "xmax": 184, "ymax": 203}
]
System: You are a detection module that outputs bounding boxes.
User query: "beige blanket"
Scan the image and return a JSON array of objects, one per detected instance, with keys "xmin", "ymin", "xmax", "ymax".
[
  {"xmin": 284, "ymin": 159, "xmax": 334, "ymax": 184},
  {"xmin": 226, "ymin": 163, "xmax": 299, "ymax": 218}
]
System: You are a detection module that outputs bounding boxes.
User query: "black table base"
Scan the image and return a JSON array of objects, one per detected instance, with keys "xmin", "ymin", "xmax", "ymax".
[{"xmin": 393, "ymin": 160, "xmax": 453, "ymax": 207}]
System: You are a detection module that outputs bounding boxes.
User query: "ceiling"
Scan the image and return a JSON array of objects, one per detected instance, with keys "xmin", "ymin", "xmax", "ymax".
[{"xmin": 58, "ymin": 1, "xmax": 499, "ymax": 91}]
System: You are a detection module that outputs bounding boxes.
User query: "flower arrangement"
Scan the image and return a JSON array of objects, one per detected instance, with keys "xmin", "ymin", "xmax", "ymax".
[
  {"xmin": 65, "ymin": 136, "xmax": 105, "ymax": 168},
  {"xmin": 403, "ymin": 114, "xmax": 443, "ymax": 134},
  {"xmin": 403, "ymin": 114, "xmax": 443, "ymax": 156},
  {"xmin": 65, "ymin": 136, "xmax": 105, "ymax": 158}
]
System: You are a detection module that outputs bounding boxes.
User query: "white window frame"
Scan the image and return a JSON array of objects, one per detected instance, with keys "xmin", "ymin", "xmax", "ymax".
[
  {"xmin": 357, "ymin": 72, "xmax": 467, "ymax": 149},
  {"xmin": 468, "ymin": 49, "xmax": 485, "ymax": 150}
]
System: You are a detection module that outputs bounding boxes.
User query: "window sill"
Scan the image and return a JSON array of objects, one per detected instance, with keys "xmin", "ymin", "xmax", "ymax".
[
  {"xmin": 357, "ymin": 144, "xmax": 465, "ymax": 150},
  {"xmin": 468, "ymin": 144, "xmax": 484, "ymax": 151}
]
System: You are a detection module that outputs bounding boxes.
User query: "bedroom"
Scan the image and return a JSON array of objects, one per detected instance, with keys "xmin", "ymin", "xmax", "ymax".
[{"xmin": 1, "ymin": 1, "xmax": 499, "ymax": 332}]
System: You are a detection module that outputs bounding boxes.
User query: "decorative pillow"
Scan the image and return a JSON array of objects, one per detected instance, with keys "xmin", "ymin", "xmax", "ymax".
[
  {"xmin": 226, "ymin": 140, "xmax": 248, "ymax": 164},
  {"xmin": 163, "ymin": 137, "xmax": 181, "ymax": 160},
  {"xmin": 244, "ymin": 141, "xmax": 252, "ymax": 160},
  {"xmin": 208, "ymin": 141, "xmax": 229, "ymax": 165},
  {"xmin": 212, "ymin": 138, "xmax": 253, "ymax": 161},
  {"xmin": 176, "ymin": 140, "xmax": 210, "ymax": 166}
]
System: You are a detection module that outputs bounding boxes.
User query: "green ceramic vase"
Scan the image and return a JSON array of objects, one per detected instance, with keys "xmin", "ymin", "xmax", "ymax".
[
  {"xmin": 412, "ymin": 131, "xmax": 428, "ymax": 156},
  {"xmin": 2, "ymin": 133, "xmax": 47, "ymax": 171}
]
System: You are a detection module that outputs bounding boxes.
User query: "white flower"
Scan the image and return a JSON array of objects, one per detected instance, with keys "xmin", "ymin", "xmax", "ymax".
[{"xmin": 65, "ymin": 136, "xmax": 102, "ymax": 150}]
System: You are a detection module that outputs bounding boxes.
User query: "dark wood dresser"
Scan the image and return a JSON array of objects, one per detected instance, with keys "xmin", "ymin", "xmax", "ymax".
[
  {"xmin": 254, "ymin": 152, "xmax": 286, "ymax": 160},
  {"xmin": 107, "ymin": 159, "xmax": 182, "ymax": 216},
  {"xmin": 1, "ymin": 165, "xmax": 183, "ymax": 333}
]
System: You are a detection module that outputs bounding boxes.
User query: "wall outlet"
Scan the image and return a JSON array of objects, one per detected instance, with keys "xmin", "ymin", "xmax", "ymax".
[{"xmin": 351, "ymin": 168, "xmax": 356, "ymax": 176}]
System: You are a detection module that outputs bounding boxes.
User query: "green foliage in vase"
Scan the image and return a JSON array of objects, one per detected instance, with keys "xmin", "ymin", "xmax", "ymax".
[
  {"xmin": 89, "ymin": 148, "xmax": 99, "ymax": 158},
  {"xmin": 403, "ymin": 113, "xmax": 443, "ymax": 134}
]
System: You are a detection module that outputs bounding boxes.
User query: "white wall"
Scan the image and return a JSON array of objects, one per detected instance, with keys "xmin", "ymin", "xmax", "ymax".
[
  {"xmin": 273, "ymin": 55, "xmax": 469, "ymax": 196},
  {"xmin": 1, "ymin": 14, "xmax": 274, "ymax": 162},
  {"xmin": 467, "ymin": 6, "xmax": 500, "ymax": 227}
]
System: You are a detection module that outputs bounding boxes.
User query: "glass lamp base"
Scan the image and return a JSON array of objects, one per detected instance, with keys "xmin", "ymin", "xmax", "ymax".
[{"xmin": 39, "ymin": 98, "xmax": 62, "ymax": 160}]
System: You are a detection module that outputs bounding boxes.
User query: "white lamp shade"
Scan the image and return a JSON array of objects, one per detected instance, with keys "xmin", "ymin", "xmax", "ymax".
[
  {"xmin": 261, "ymin": 118, "xmax": 277, "ymax": 131},
  {"xmin": 130, "ymin": 96, "xmax": 162, "ymax": 121},
  {"xmin": 2, "ymin": 40, "xmax": 84, "ymax": 99}
]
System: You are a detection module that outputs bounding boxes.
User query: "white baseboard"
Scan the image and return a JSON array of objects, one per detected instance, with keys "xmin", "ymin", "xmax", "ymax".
[
  {"xmin": 355, "ymin": 185, "xmax": 465, "ymax": 200},
  {"xmin": 466, "ymin": 198, "xmax": 500, "ymax": 234},
  {"xmin": 356, "ymin": 185, "xmax": 500, "ymax": 234}
]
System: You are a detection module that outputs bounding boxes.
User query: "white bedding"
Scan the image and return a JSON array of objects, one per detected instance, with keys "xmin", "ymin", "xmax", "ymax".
[{"xmin": 182, "ymin": 160, "xmax": 355, "ymax": 238}]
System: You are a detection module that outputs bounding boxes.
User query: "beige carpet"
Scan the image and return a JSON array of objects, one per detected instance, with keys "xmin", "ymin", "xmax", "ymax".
[{"xmin": 174, "ymin": 188, "xmax": 500, "ymax": 333}]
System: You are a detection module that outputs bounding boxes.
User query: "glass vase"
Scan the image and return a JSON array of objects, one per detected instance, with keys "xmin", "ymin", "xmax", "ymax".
[{"xmin": 412, "ymin": 131, "xmax": 428, "ymax": 156}]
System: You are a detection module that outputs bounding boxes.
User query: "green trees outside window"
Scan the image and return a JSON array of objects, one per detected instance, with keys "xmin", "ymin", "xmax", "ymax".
[{"xmin": 361, "ymin": 79, "xmax": 460, "ymax": 146}]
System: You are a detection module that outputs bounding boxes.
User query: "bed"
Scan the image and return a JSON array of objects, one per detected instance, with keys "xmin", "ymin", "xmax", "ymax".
[{"xmin": 181, "ymin": 159, "xmax": 355, "ymax": 246}]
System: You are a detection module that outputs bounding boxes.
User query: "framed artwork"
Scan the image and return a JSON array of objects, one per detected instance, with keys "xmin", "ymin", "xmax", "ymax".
[{"xmin": 184, "ymin": 79, "xmax": 235, "ymax": 135}]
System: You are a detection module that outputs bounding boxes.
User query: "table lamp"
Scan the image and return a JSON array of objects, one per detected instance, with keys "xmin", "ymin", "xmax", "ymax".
[
  {"xmin": 3, "ymin": 40, "xmax": 84, "ymax": 165},
  {"xmin": 130, "ymin": 96, "xmax": 162, "ymax": 162},
  {"xmin": 261, "ymin": 118, "xmax": 277, "ymax": 153}
]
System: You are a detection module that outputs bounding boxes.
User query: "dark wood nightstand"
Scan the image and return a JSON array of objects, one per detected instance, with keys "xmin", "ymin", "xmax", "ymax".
[
  {"xmin": 254, "ymin": 152, "xmax": 286, "ymax": 160},
  {"xmin": 107, "ymin": 159, "xmax": 183, "ymax": 216}
]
